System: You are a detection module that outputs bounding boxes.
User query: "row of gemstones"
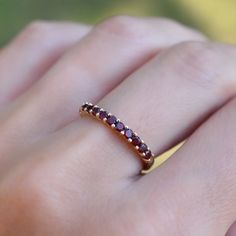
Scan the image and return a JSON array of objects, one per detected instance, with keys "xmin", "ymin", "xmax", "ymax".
[{"xmin": 80, "ymin": 102, "xmax": 154, "ymax": 160}]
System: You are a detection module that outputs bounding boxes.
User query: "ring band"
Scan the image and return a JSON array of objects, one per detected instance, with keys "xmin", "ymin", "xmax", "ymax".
[{"xmin": 79, "ymin": 102, "xmax": 155, "ymax": 172}]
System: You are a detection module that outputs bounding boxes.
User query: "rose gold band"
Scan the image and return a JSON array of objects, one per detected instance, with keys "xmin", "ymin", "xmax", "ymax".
[{"xmin": 80, "ymin": 102, "xmax": 155, "ymax": 173}]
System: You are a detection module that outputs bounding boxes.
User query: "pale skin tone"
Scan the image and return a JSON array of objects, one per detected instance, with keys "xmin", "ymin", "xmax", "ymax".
[{"xmin": 0, "ymin": 15, "xmax": 236, "ymax": 235}]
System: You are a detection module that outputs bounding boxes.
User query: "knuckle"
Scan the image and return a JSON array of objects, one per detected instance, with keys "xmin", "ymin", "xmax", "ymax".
[
  {"xmin": 18, "ymin": 20, "xmax": 52, "ymax": 42},
  {"xmin": 95, "ymin": 15, "xmax": 144, "ymax": 41},
  {"xmin": 26, "ymin": 20, "xmax": 50, "ymax": 31},
  {"xmin": 156, "ymin": 17, "xmax": 184, "ymax": 29},
  {"xmin": 156, "ymin": 17, "xmax": 206, "ymax": 40},
  {"xmin": 167, "ymin": 41, "xmax": 222, "ymax": 89}
]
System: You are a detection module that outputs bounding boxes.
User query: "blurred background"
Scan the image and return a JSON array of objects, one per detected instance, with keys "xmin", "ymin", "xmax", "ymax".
[{"xmin": 0, "ymin": 0, "xmax": 236, "ymax": 47}]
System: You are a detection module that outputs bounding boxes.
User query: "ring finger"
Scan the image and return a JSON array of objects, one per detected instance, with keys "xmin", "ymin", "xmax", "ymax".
[
  {"xmin": 0, "ymin": 16, "xmax": 206, "ymax": 150},
  {"xmin": 55, "ymin": 41, "xmax": 236, "ymax": 180}
]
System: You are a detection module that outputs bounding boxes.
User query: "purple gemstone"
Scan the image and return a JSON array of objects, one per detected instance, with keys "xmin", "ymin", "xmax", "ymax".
[
  {"xmin": 107, "ymin": 115, "xmax": 117, "ymax": 125},
  {"xmin": 82, "ymin": 103, "xmax": 88, "ymax": 110},
  {"xmin": 92, "ymin": 107, "xmax": 100, "ymax": 116},
  {"xmin": 87, "ymin": 104, "xmax": 94, "ymax": 111},
  {"xmin": 115, "ymin": 121, "xmax": 125, "ymax": 131},
  {"xmin": 139, "ymin": 143, "xmax": 148, "ymax": 153},
  {"xmin": 132, "ymin": 135, "xmax": 141, "ymax": 146},
  {"xmin": 99, "ymin": 111, "xmax": 108, "ymax": 120},
  {"xmin": 125, "ymin": 128, "xmax": 133, "ymax": 138},
  {"xmin": 144, "ymin": 150, "xmax": 152, "ymax": 159}
]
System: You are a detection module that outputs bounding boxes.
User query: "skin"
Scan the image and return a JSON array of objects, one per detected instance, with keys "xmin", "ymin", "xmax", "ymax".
[{"xmin": 0, "ymin": 15, "xmax": 235, "ymax": 235}]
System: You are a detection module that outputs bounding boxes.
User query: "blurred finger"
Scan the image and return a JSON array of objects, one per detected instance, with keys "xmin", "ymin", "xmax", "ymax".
[
  {"xmin": 226, "ymin": 222, "xmax": 236, "ymax": 235},
  {"xmin": 56, "ymin": 41, "xmax": 236, "ymax": 180},
  {"xmin": 2, "ymin": 16, "xmax": 206, "ymax": 139},
  {"xmin": 0, "ymin": 21, "xmax": 90, "ymax": 106},
  {"xmin": 140, "ymin": 97, "xmax": 236, "ymax": 235}
]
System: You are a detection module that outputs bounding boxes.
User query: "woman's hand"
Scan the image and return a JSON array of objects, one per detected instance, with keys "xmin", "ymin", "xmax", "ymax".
[{"xmin": 0, "ymin": 16, "xmax": 235, "ymax": 235}]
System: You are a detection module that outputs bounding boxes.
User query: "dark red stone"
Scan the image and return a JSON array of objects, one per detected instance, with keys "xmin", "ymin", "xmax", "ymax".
[
  {"xmin": 107, "ymin": 115, "xmax": 117, "ymax": 125},
  {"xmin": 132, "ymin": 135, "xmax": 141, "ymax": 146},
  {"xmin": 125, "ymin": 128, "xmax": 133, "ymax": 138},
  {"xmin": 99, "ymin": 111, "xmax": 108, "ymax": 120},
  {"xmin": 92, "ymin": 107, "xmax": 100, "ymax": 116},
  {"xmin": 144, "ymin": 150, "xmax": 152, "ymax": 159},
  {"xmin": 139, "ymin": 143, "xmax": 148, "ymax": 153},
  {"xmin": 115, "ymin": 121, "xmax": 125, "ymax": 131},
  {"xmin": 82, "ymin": 104, "xmax": 88, "ymax": 110},
  {"xmin": 87, "ymin": 104, "xmax": 94, "ymax": 111}
]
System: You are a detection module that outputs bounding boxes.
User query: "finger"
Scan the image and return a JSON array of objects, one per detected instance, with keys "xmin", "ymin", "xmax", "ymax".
[
  {"xmin": 0, "ymin": 21, "xmax": 90, "ymax": 106},
  {"xmin": 139, "ymin": 97, "xmax": 236, "ymax": 235},
  {"xmin": 226, "ymin": 222, "xmax": 236, "ymax": 236},
  {"xmin": 0, "ymin": 16, "xmax": 206, "ymax": 145},
  {"xmin": 54, "ymin": 41, "xmax": 236, "ymax": 181}
]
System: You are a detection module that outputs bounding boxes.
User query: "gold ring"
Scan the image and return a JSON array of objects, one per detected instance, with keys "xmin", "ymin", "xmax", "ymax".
[{"xmin": 80, "ymin": 102, "xmax": 155, "ymax": 173}]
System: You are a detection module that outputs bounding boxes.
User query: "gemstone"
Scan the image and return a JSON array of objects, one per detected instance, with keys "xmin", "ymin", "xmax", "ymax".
[
  {"xmin": 87, "ymin": 104, "xmax": 94, "ymax": 111},
  {"xmin": 107, "ymin": 115, "xmax": 117, "ymax": 125},
  {"xmin": 99, "ymin": 111, "xmax": 108, "ymax": 120},
  {"xmin": 139, "ymin": 143, "xmax": 148, "ymax": 153},
  {"xmin": 82, "ymin": 103, "xmax": 88, "ymax": 110},
  {"xmin": 144, "ymin": 150, "xmax": 152, "ymax": 159},
  {"xmin": 115, "ymin": 121, "xmax": 125, "ymax": 131},
  {"xmin": 92, "ymin": 107, "xmax": 100, "ymax": 116},
  {"xmin": 132, "ymin": 135, "xmax": 141, "ymax": 146},
  {"xmin": 125, "ymin": 128, "xmax": 133, "ymax": 138}
]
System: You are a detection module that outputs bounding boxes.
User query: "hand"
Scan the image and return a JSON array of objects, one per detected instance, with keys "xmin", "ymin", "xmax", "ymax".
[{"xmin": 0, "ymin": 16, "xmax": 235, "ymax": 235}]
